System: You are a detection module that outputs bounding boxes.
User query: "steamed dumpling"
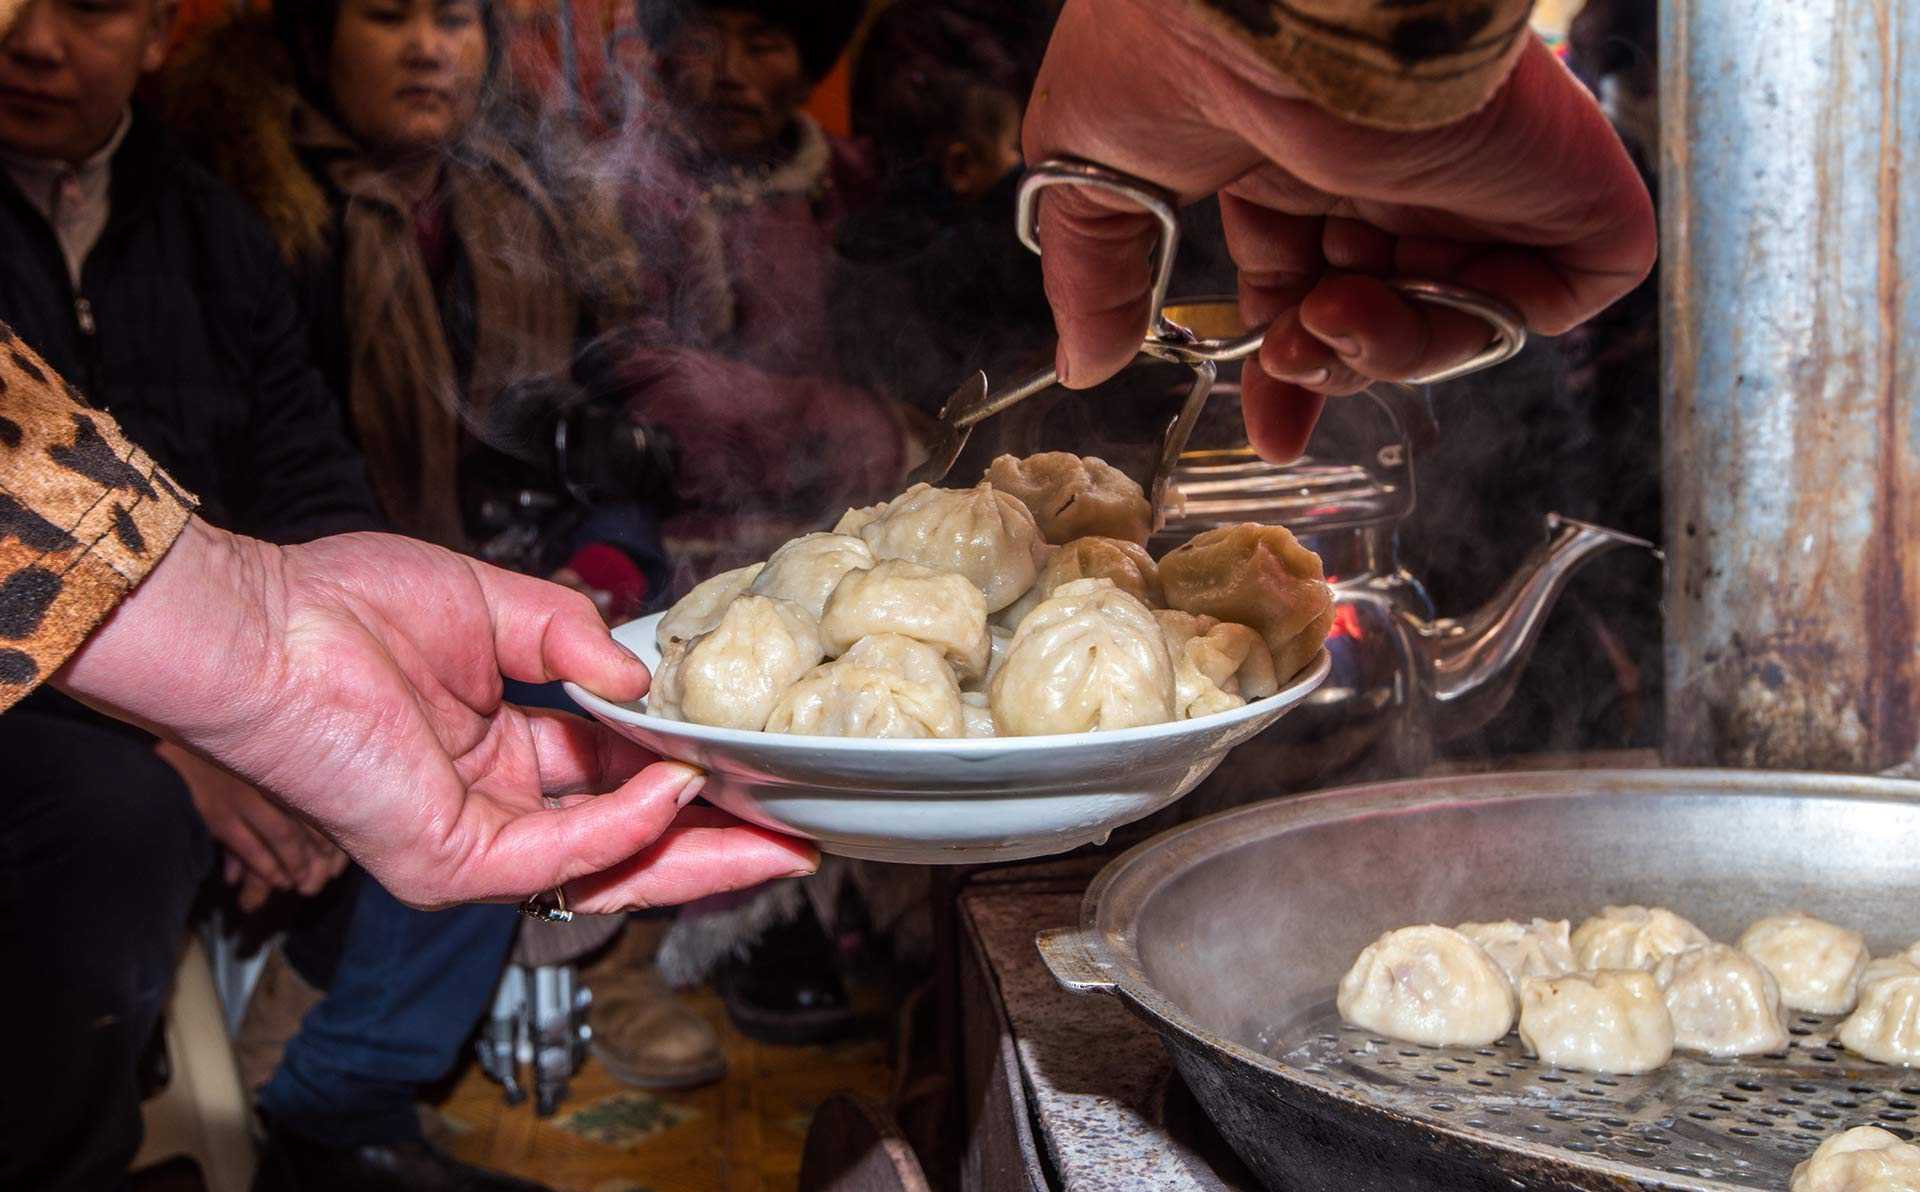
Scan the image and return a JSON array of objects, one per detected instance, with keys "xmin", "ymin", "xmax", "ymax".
[
  {"xmin": 1571, "ymin": 906, "xmax": 1711, "ymax": 972},
  {"xmin": 1157, "ymin": 523, "xmax": 1334, "ymax": 682},
  {"xmin": 960, "ymin": 691, "xmax": 997, "ymax": 738},
  {"xmin": 1739, "ymin": 913, "xmax": 1873, "ymax": 1014},
  {"xmin": 1653, "ymin": 944, "xmax": 1789, "ymax": 1057},
  {"xmin": 748, "ymin": 533, "xmax": 875, "ymax": 620},
  {"xmin": 819, "ymin": 560, "xmax": 991, "ymax": 681},
  {"xmin": 1837, "ymin": 955, "xmax": 1920, "ymax": 1065},
  {"xmin": 988, "ymin": 578, "xmax": 1175, "ymax": 736},
  {"xmin": 1336, "ymin": 925, "xmax": 1515, "ymax": 1047},
  {"xmin": 985, "ymin": 452, "xmax": 1152, "ymax": 547},
  {"xmin": 649, "ymin": 595, "xmax": 824, "ymax": 730},
  {"xmin": 857, "ymin": 480, "xmax": 1046, "ymax": 612},
  {"xmin": 962, "ymin": 625, "xmax": 1013, "ymax": 695},
  {"xmin": 1518, "ymin": 970, "xmax": 1674, "ymax": 1074},
  {"xmin": 1155, "ymin": 609, "xmax": 1279, "ymax": 718},
  {"xmin": 656, "ymin": 563, "xmax": 764, "ymax": 651},
  {"xmin": 832, "ymin": 500, "xmax": 888, "ymax": 536},
  {"xmin": 1790, "ymin": 1126, "xmax": 1920, "ymax": 1192},
  {"xmin": 1455, "ymin": 919, "xmax": 1576, "ymax": 992},
  {"xmin": 997, "ymin": 536, "xmax": 1162, "ymax": 631},
  {"xmin": 764, "ymin": 635, "xmax": 965, "ymax": 739}
]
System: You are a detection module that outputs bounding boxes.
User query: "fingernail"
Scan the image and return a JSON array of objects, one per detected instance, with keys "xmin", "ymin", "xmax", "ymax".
[
  {"xmin": 673, "ymin": 771, "xmax": 707, "ymax": 808},
  {"xmin": 1325, "ymin": 335, "xmax": 1360, "ymax": 359},
  {"xmin": 1281, "ymin": 367, "xmax": 1330, "ymax": 387}
]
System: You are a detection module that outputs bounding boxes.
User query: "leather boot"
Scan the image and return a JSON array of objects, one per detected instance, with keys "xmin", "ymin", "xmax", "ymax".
[
  {"xmin": 584, "ymin": 920, "xmax": 726, "ymax": 1090},
  {"xmin": 252, "ymin": 1121, "xmax": 551, "ymax": 1192},
  {"xmin": 716, "ymin": 905, "xmax": 856, "ymax": 1046},
  {"xmin": 235, "ymin": 948, "xmax": 326, "ymax": 1093}
]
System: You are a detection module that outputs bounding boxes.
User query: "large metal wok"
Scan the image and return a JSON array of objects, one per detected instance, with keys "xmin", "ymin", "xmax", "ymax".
[{"xmin": 1037, "ymin": 769, "xmax": 1920, "ymax": 1190}]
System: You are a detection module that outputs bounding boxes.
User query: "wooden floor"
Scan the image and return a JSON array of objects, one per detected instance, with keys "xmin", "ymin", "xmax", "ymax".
[{"xmin": 431, "ymin": 983, "xmax": 894, "ymax": 1192}]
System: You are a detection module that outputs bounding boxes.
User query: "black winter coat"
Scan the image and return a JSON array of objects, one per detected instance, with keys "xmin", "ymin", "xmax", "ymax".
[{"xmin": 0, "ymin": 109, "xmax": 381, "ymax": 548}]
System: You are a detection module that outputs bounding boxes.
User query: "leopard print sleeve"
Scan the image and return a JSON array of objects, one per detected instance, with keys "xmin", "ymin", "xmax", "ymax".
[
  {"xmin": 1182, "ymin": 0, "xmax": 1534, "ymax": 129},
  {"xmin": 0, "ymin": 324, "xmax": 196, "ymax": 711}
]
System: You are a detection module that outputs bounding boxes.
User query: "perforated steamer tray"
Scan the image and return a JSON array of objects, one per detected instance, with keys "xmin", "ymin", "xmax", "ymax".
[
  {"xmin": 1038, "ymin": 769, "xmax": 1920, "ymax": 1191},
  {"xmin": 1272, "ymin": 1004, "xmax": 1919, "ymax": 1185}
]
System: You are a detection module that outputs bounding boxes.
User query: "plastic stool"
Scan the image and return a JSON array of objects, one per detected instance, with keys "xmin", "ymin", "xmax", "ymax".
[{"xmin": 131, "ymin": 934, "xmax": 257, "ymax": 1192}]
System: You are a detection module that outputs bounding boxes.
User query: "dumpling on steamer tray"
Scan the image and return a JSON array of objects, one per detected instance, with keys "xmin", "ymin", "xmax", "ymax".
[
  {"xmin": 1335, "ymin": 925, "xmax": 1516, "ymax": 1048},
  {"xmin": 1155, "ymin": 609, "xmax": 1279, "ymax": 719},
  {"xmin": 995, "ymin": 536, "xmax": 1162, "ymax": 631},
  {"xmin": 747, "ymin": 532, "xmax": 875, "ymax": 620},
  {"xmin": 764, "ymin": 635, "xmax": 966, "ymax": 739},
  {"xmin": 1789, "ymin": 1125, "xmax": 1920, "ymax": 1192},
  {"xmin": 655, "ymin": 563, "xmax": 764, "ymax": 652},
  {"xmin": 988, "ymin": 578, "xmax": 1176, "ymax": 736},
  {"xmin": 1837, "ymin": 954, "xmax": 1920, "ymax": 1066},
  {"xmin": 1454, "ymin": 918, "xmax": 1576, "ymax": 992},
  {"xmin": 1739, "ymin": 912, "xmax": 1874, "ymax": 1014},
  {"xmin": 819, "ymin": 560, "xmax": 992, "ymax": 682},
  {"xmin": 1653, "ymin": 943, "xmax": 1790, "ymax": 1057},
  {"xmin": 1517, "ymin": 970, "xmax": 1675, "ymax": 1074},
  {"xmin": 856, "ymin": 480, "xmax": 1047, "ymax": 613},
  {"xmin": 1571, "ymin": 905, "xmax": 1711, "ymax": 972},
  {"xmin": 1157, "ymin": 523, "xmax": 1335, "ymax": 684},
  {"xmin": 985, "ymin": 452, "xmax": 1153, "ymax": 547},
  {"xmin": 649, "ymin": 595, "xmax": 824, "ymax": 731}
]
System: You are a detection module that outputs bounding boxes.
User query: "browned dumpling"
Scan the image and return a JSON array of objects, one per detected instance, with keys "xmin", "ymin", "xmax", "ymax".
[
  {"xmin": 996, "ymin": 536, "xmax": 1161, "ymax": 630},
  {"xmin": 857, "ymin": 481, "xmax": 1047, "ymax": 613},
  {"xmin": 819, "ymin": 560, "xmax": 992, "ymax": 681},
  {"xmin": 986, "ymin": 452, "xmax": 1152, "ymax": 547},
  {"xmin": 1157, "ymin": 524, "xmax": 1334, "ymax": 682}
]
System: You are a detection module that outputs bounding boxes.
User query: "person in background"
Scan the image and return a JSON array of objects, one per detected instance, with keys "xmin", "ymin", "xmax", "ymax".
[
  {"xmin": 611, "ymin": 0, "xmax": 918, "ymax": 591},
  {"xmin": 834, "ymin": 0, "xmax": 1045, "ymax": 473},
  {"xmin": 155, "ymin": 0, "xmax": 730, "ymax": 1163},
  {"xmin": 616, "ymin": 0, "xmax": 926, "ymax": 1046},
  {"xmin": 0, "ymin": 0, "xmax": 394, "ymax": 1186}
]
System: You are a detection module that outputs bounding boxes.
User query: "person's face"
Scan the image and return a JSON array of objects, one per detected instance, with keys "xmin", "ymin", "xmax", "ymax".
[
  {"xmin": 0, "ymin": 0, "xmax": 173, "ymax": 163},
  {"xmin": 942, "ymin": 95, "xmax": 1022, "ymax": 202},
  {"xmin": 660, "ymin": 10, "xmax": 808, "ymax": 163},
  {"xmin": 328, "ymin": 0, "xmax": 487, "ymax": 160}
]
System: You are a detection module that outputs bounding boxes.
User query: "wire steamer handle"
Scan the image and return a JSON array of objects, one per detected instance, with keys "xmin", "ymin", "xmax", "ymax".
[{"xmin": 907, "ymin": 158, "xmax": 1529, "ymax": 519}]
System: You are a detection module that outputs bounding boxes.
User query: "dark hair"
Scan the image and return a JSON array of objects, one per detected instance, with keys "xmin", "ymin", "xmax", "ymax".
[
  {"xmin": 274, "ymin": 0, "xmax": 506, "ymax": 116},
  {"xmin": 639, "ymin": 0, "xmax": 865, "ymax": 83},
  {"xmin": 852, "ymin": 1, "xmax": 1023, "ymax": 171}
]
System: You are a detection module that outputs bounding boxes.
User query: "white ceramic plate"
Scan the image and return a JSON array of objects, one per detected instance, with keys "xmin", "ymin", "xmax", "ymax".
[{"xmin": 565, "ymin": 613, "xmax": 1330, "ymax": 864}]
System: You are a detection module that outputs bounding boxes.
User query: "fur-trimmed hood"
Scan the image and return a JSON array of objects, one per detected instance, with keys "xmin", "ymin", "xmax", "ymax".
[{"xmin": 155, "ymin": 17, "xmax": 333, "ymax": 266}]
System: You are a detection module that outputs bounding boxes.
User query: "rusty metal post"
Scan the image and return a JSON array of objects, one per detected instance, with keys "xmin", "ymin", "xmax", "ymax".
[{"xmin": 1661, "ymin": 0, "xmax": 1919, "ymax": 772}]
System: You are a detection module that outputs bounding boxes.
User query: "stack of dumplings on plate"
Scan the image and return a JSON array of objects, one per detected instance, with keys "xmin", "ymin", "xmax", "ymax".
[
  {"xmin": 1337, "ymin": 906, "xmax": 1920, "ymax": 1074},
  {"xmin": 648, "ymin": 453, "xmax": 1334, "ymax": 738}
]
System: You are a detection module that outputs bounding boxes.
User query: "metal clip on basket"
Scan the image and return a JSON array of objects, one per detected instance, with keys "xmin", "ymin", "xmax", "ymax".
[{"xmin": 907, "ymin": 158, "xmax": 1530, "ymax": 524}]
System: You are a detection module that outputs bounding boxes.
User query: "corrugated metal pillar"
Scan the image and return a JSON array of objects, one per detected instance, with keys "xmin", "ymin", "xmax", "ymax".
[{"xmin": 1661, "ymin": 0, "xmax": 1920, "ymax": 772}]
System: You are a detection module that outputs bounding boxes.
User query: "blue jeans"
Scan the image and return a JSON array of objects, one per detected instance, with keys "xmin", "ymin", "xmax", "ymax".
[
  {"xmin": 258, "ymin": 678, "xmax": 575, "ymax": 1147},
  {"xmin": 259, "ymin": 875, "xmax": 519, "ymax": 1146}
]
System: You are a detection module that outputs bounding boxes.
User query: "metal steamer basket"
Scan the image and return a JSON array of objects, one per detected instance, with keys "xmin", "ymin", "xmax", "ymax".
[{"xmin": 1037, "ymin": 769, "xmax": 1920, "ymax": 1190}]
